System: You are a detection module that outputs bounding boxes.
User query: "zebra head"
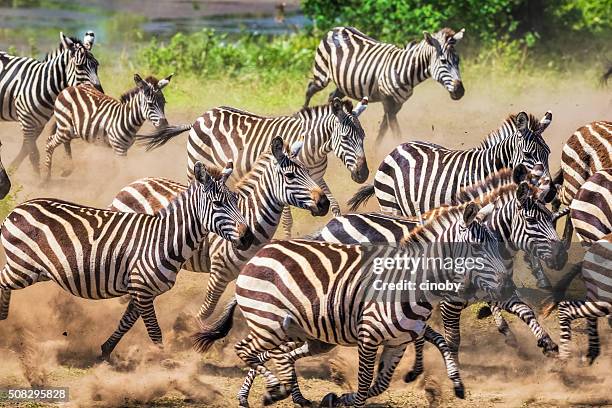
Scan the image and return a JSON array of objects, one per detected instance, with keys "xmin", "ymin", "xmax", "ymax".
[
  {"xmin": 510, "ymin": 111, "xmax": 553, "ymax": 176},
  {"xmin": 457, "ymin": 202, "xmax": 511, "ymax": 301},
  {"xmin": 134, "ymin": 74, "xmax": 172, "ymax": 128},
  {"xmin": 193, "ymin": 161, "xmax": 254, "ymax": 250},
  {"xmin": 330, "ymin": 97, "xmax": 369, "ymax": 183},
  {"xmin": 510, "ymin": 170, "xmax": 567, "ymax": 270},
  {"xmin": 60, "ymin": 32, "xmax": 102, "ymax": 92},
  {"xmin": 270, "ymin": 136, "xmax": 330, "ymax": 216},
  {"xmin": 424, "ymin": 28, "xmax": 465, "ymax": 100},
  {"xmin": 0, "ymin": 141, "xmax": 11, "ymax": 200}
]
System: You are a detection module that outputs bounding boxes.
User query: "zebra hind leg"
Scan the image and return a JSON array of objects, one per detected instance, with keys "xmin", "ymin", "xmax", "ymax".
[
  {"xmin": 11, "ymin": 125, "xmax": 44, "ymax": 173},
  {"xmin": 404, "ymin": 335, "xmax": 425, "ymax": 383},
  {"xmin": 99, "ymin": 298, "xmax": 140, "ymax": 361},
  {"xmin": 0, "ymin": 289, "xmax": 11, "ymax": 320},
  {"xmin": 365, "ymin": 343, "xmax": 408, "ymax": 399},
  {"xmin": 585, "ymin": 317, "xmax": 600, "ymax": 365},
  {"xmin": 424, "ymin": 325, "xmax": 465, "ymax": 398}
]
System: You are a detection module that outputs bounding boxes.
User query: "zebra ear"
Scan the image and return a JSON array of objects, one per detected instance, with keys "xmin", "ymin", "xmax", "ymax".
[
  {"xmin": 423, "ymin": 31, "xmax": 442, "ymax": 55},
  {"xmin": 512, "ymin": 164, "xmax": 529, "ymax": 183},
  {"xmin": 84, "ymin": 31, "xmax": 95, "ymax": 50},
  {"xmin": 158, "ymin": 74, "xmax": 173, "ymax": 89},
  {"xmin": 515, "ymin": 112, "xmax": 529, "ymax": 133},
  {"xmin": 134, "ymin": 74, "xmax": 147, "ymax": 89},
  {"xmin": 539, "ymin": 110, "xmax": 552, "ymax": 133},
  {"xmin": 538, "ymin": 177, "xmax": 556, "ymax": 203},
  {"xmin": 289, "ymin": 140, "xmax": 304, "ymax": 157},
  {"xmin": 352, "ymin": 97, "xmax": 368, "ymax": 117},
  {"xmin": 453, "ymin": 28, "xmax": 465, "ymax": 42},
  {"xmin": 194, "ymin": 161, "xmax": 213, "ymax": 187},
  {"xmin": 331, "ymin": 97, "xmax": 344, "ymax": 115},
  {"xmin": 60, "ymin": 32, "xmax": 74, "ymax": 50},
  {"xmin": 516, "ymin": 182, "xmax": 532, "ymax": 205},
  {"xmin": 271, "ymin": 136, "xmax": 286, "ymax": 162},
  {"xmin": 463, "ymin": 202, "xmax": 480, "ymax": 226},
  {"xmin": 221, "ymin": 160, "xmax": 233, "ymax": 183}
]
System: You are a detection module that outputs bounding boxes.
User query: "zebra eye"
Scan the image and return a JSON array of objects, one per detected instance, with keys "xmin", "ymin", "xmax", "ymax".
[
  {"xmin": 284, "ymin": 172, "xmax": 296, "ymax": 180},
  {"xmin": 440, "ymin": 57, "xmax": 448, "ymax": 64},
  {"xmin": 212, "ymin": 200, "xmax": 223, "ymax": 207}
]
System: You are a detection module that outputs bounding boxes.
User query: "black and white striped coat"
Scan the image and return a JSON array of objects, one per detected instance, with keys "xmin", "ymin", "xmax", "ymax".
[
  {"xmin": 43, "ymin": 74, "xmax": 172, "ymax": 179},
  {"xmin": 569, "ymin": 168, "xmax": 612, "ymax": 245},
  {"xmin": 304, "ymin": 26, "xmax": 465, "ymax": 141},
  {"xmin": 0, "ymin": 33, "xmax": 102, "ymax": 172},
  {"xmin": 349, "ymin": 111, "xmax": 553, "ymax": 217},
  {"xmin": 109, "ymin": 137, "xmax": 330, "ymax": 321},
  {"xmin": 139, "ymin": 98, "xmax": 368, "ymax": 235},
  {"xmin": 195, "ymin": 203, "xmax": 509, "ymax": 408},
  {"xmin": 0, "ymin": 162, "xmax": 252, "ymax": 359}
]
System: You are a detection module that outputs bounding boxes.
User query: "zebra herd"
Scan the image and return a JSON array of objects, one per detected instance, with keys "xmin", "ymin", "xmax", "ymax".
[{"xmin": 0, "ymin": 26, "xmax": 609, "ymax": 408}]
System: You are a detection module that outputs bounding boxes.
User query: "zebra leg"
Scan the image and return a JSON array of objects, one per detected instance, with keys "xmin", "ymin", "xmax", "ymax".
[
  {"xmin": 197, "ymin": 260, "xmax": 235, "ymax": 321},
  {"xmin": 0, "ymin": 289, "xmax": 11, "ymax": 320},
  {"xmin": 585, "ymin": 317, "xmax": 600, "ymax": 365},
  {"xmin": 304, "ymin": 76, "xmax": 329, "ymax": 108},
  {"xmin": 498, "ymin": 295, "xmax": 558, "ymax": 355},
  {"xmin": 562, "ymin": 216, "xmax": 574, "ymax": 248},
  {"xmin": 404, "ymin": 335, "xmax": 425, "ymax": 382},
  {"xmin": 321, "ymin": 341, "xmax": 378, "ymax": 408},
  {"xmin": 489, "ymin": 303, "xmax": 519, "ymax": 348},
  {"xmin": 44, "ymin": 131, "xmax": 65, "ymax": 180},
  {"xmin": 99, "ymin": 299, "xmax": 140, "ymax": 360},
  {"xmin": 558, "ymin": 301, "xmax": 576, "ymax": 361},
  {"xmin": 524, "ymin": 253, "xmax": 552, "ymax": 290},
  {"xmin": 423, "ymin": 325, "xmax": 465, "ymax": 398},
  {"xmin": 317, "ymin": 177, "xmax": 340, "ymax": 216},
  {"xmin": 11, "ymin": 125, "xmax": 44, "ymax": 172},
  {"xmin": 376, "ymin": 98, "xmax": 401, "ymax": 142},
  {"xmin": 281, "ymin": 205, "xmax": 293, "ymax": 238},
  {"xmin": 440, "ymin": 301, "xmax": 466, "ymax": 364},
  {"xmin": 137, "ymin": 298, "xmax": 163, "ymax": 345},
  {"xmin": 61, "ymin": 142, "xmax": 73, "ymax": 177},
  {"xmin": 365, "ymin": 343, "xmax": 408, "ymax": 399}
]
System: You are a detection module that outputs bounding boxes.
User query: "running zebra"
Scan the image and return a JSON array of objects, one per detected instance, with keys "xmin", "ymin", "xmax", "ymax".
[
  {"xmin": 304, "ymin": 26, "xmax": 465, "ymax": 141},
  {"xmin": 138, "ymin": 97, "xmax": 368, "ymax": 237},
  {"xmin": 543, "ymin": 233, "xmax": 612, "ymax": 364},
  {"xmin": 0, "ymin": 33, "xmax": 102, "ymax": 172},
  {"xmin": 109, "ymin": 137, "xmax": 330, "ymax": 321},
  {"xmin": 44, "ymin": 74, "xmax": 172, "ymax": 179},
  {"xmin": 552, "ymin": 121, "xmax": 611, "ymax": 243},
  {"xmin": 0, "ymin": 161, "xmax": 253, "ymax": 360},
  {"xmin": 195, "ymin": 202, "xmax": 509, "ymax": 408},
  {"xmin": 234, "ymin": 167, "xmax": 565, "ymax": 407}
]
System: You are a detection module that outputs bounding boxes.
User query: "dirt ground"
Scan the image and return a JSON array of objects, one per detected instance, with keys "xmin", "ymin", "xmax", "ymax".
[{"xmin": 0, "ymin": 79, "xmax": 610, "ymax": 407}]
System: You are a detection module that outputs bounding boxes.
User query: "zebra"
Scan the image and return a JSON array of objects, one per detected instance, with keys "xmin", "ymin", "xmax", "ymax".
[
  {"xmin": 0, "ymin": 33, "xmax": 102, "ymax": 172},
  {"xmin": 552, "ymin": 121, "xmax": 611, "ymax": 244},
  {"xmin": 569, "ymin": 168, "xmax": 612, "ymax": 245},
  {"xmin": 304, "ymin": 26, "xmax": 465, "ymax": 141},
  {"xmin": 0, "ymin": 141, "xmax": 11, "ymax": 199},
  {"xmin": 44, "ymin": 74, "xmax": 172, "ymax": 179},
  {"xmin": 349, "ymin": 111, "xmax": 554, "ymax": 287},
  {"xmin": 137, "ymin": 97, "xmax": 369, "ymax": 237},
  {"xmin": 109, "ymin": 136, "xmax": 330, "ymax": 321},
  {"xmin": 233, "ymin": 166, "xmax": 565, "ymax": 406},
  {"xmin": 195, "ymin": 202, "xmax": 509, "ymax": 408},
  {"xmin": 0, "ymin": 161, "xmax": 254, "ymax": 360}
]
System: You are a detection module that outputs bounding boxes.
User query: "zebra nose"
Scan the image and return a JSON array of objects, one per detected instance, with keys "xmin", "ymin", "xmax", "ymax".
[
  {"xmin": 351, "ymin": 157, "xmax": 369, "ymax": 184},
  {"xmin": 236, "ymin": 225, "xmax": 254, "ymax": 250},
  {"xmin": 157, "ymin": 118, "xmax": 169, "ymax": 128},
  {"xmin": 450, "ymin": 80, "xmax": 464, "ymax": 100},
  {"xmin": 310, "ymin": 193, "xmax": 330, "ymax": 216}
]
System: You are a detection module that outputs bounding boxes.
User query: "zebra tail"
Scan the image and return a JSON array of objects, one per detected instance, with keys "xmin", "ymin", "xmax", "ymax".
[
  {"xmin": 135, "ymin": 123, "xmax": 192, "ymax": 151},
  {"xmin": 347, "ymin": 184, "xmax": 375, "ymax": 211},
  {"xmin": 192, "ymin": 298, "xmax": 238, "ymax": 353},
  {"xmin": 541, "ymin": 265, "xmax": 582, "ymax": 317}
]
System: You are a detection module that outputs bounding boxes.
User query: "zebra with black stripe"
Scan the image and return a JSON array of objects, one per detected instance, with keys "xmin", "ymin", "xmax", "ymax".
[
  {"xmin": 0, "ymin": 33, "xmax": 102, "ymax": 172},
  {"xmin": 304, "ymin": 26, "xmax": 465, "ymax": 141},
  {"xmin": 109, "ymin": 137, "xmax": 330, "ymax": 321},
  {"xmin": 0, "ymin": 161, "xmax": 253, "ymax": 360},
  {"xmin": 552, "ymin": 121, "xmax": 611, "ymax": 243},
  {"xmin": 138, "ymin": 97, "xmax": 368, "ymax": 237},
  {"xmin": 0, "ymin": 141, "xmax": 11, "ymax": 199},
  {"xmin": 234, "ymin": 167, "xmax": 565, "ymax": 406},
  {"xmin": 44, "ymin": 74, "xmax": 172, "ymax": 179},
  {"xmin": 569, "ymin": 168, "xmax": 612, "ymax": 245},
  {"xmin": 195, "ymin": 202, "xmax": 510, "ymax": 407}
]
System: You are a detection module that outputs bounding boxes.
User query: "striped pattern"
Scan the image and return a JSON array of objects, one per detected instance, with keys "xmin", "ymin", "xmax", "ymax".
[
  {"xmin": 109, "ymin": 137, "xmax": 329, "ymax": 321},
  {"xmin": 556, "ymin": 234, "xmax": 612, "ymax": 363},
  {"xmin": 0, "ymin": 33, "xmax": 101, "ymax": 172},
  {"xmin": 140, "ymin": 98, "xmax": 368, "ymax": 236},
  {"xmin": 0, "ymin": 141, "xmax": 11, "ymax": 199},
  {"xmin": 304, "ymin": 27, "xmax": 465, "ymax": 140},
  {"xmin": 569, "ymin": 168, "xmax": 612, "ymax": 245},
  {"xmin": 351, "ymin": 111, "xmax": 553, "ymax": 216},
  {"xmin": 44, "ymin": 74, "xmax": 172, "ymax": 179},
  {"xmin": 0, "ymin": 162, "xmax": 252, "ymax": 358},
  {"xmin": 195, "ymin": 203, "xmax": 508, "ymax": 407}
]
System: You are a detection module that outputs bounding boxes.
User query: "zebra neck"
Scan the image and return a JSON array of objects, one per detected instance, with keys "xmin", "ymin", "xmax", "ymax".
[
  {"xmin": 154, "ymin": 184, "xmax": 205, "ymax": 265},
  {"xmin": 298, "ymin": 107, "xmax": 336, "ymax": 157},
  {"xmin": 41, "ymin": 50, "xmax": 71, "ymax": 98},
  {"xmin": 460, "ymin": 141, "xmax": 511, "ymax": 186},
  {"xmin": 394, "ymin": 41, "xmax": 432, "ymax": 87},
  {"xmin": 120, "ymin": 92, "xmax": 147, "ymax": 131}
]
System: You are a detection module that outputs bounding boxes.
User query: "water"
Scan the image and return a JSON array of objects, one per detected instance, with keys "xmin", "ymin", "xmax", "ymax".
[{"xmin": 0, "ymin": 0, "xmax": 308, "ymax": 51}]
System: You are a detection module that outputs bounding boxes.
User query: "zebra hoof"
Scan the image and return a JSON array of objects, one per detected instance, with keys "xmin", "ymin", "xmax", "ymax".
[
  {"xmin": 263, "ymin": 384, "xmax": 290, "ymax": 406},
  {"xmin": 476, "ymin": 305, "xmax": 492, "ymax": 319},
  {"xmin": 96, "ymin": 353, "xmax": 111, "ymax": 364},
  {"xmin": 238, "ymin": 395, "xmax": 249, "ymax": 408},
  {"xmin": 537, "ymin": 336, "xmax": 559, "ymax": 357},
  {"xmin": 320, "ymin": 392, "xmax": 340, "ymax": 407},
  {"xmin": 403, "ymin": 370, "xmax": 422, "ymax": 383},
  {"xmin": 454, "ymin": 383, "xmax": 465, "ymax": 399},
  {"xmin": 293, "ymin": 398, "xmax": 313, "ymax": 407},
  {"xmin": 585, "ymin": 351, "xmax": 600, "ymax": 366}
]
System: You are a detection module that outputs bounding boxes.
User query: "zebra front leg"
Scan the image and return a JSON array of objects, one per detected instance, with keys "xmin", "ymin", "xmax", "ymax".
[
  {"xmin": 423, "ymin": 325, "xmax": 465, "ymax": 398},
  {"xmin": 489, "ymin": 303, "xmax": 519, "ymax": 348},
  {"xmin": 0, "ymin": 289, "xmax": 11, "ymax": 320},
  {"xmin": 197, "ymin": 261, "xmax": 235, "ymax": 321},
  {"xmin": 585, "ymin": 317, "xmax": 600, "ymax": 365},
  {"xmin": 317, "ymin": 177, "xmax": 340, "ymax": 216},
  {"xmin": 0, "ymin": 264, "xmax": 44, "ymax": 320},
  {"xmin": 440, "ymin": 301, "xmax": 466, "ymax": 364},
  {"xmin": 524, "ymin": 253, "xmax": 552, "ymax": 290},
  {"xmin": 281, "ymin": 205, "xmax": 293, "ymax": 238},
  {"xmin": 321, "ymin": 340, "xmax": 378, "ymax": 408},
  {"xmin": 376, "ymin": 98, "xmax": 401, "ymax": 142},
  {"xmin": 44, "ymin": 132, "xmax": 65, "ymax": 180},
  {"xmin": 11, "ymin": 125, "xmax": 44, "ymax": 173},
  {"xmin": 99, "ymin": 298, "xmax": 140, "ymax": 360},
  {"xmin": 61, "ymin": 142, "xmax": 74, "ymax": 177},
  {"xmin": 365, "ymin": 343, "xmax": 408, "ymax": 399},
  {"xmin": 404, "ymin": 335, "xmax": 424, "ymax": 383}
]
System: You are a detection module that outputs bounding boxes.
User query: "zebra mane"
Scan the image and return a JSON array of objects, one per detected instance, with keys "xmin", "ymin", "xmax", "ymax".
[
  {"xmin": 400, "ymin": 204, "xmax": 469, "ymax": 246},
  {"xmin": 120, "ymin": 76, "xmax": 159, "ymax": 103},
  {"xmin": 479, "ymin": 114, "xmax": 544, "ymax": 148},
  {"xmin": 293, "ymin": 100, "xmax": 353, "ymax": 119},
  {"xmin": 233, "ymin": 152, "xmax": 275, "ymax": 190},
  {"xmin": 43, "ymin": 37, "xmax": 83, "ymax": 61},
  {"xmin": 454, "ymin": 168, "xmax": 514, "ymax": 203}
]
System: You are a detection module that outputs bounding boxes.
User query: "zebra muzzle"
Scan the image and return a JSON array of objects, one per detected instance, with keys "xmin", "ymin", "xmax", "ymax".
[
  {"xmin": 310, "ymin": 193, "xmax": 330, "ymax": 216},
  {"xmin": 236, "ymin": 225, "xmax": 254, "ymax": 250},
  {"xmin": 450, "ymin": 80, "xmax": 464, "ymax": 100},
  {"xmin": 351, "ymin": 157, "xmax": 369, "ymax": 184}
]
